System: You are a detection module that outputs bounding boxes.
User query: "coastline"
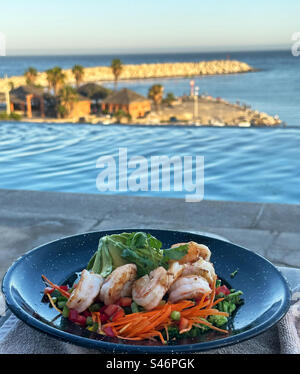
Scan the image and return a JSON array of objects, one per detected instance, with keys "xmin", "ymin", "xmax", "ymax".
[
  {"xmin": 0, "ymin": 59, "xmax": 281, "ymax": 127},
  {"xmin": 0, "ymin": 95, "xmax": 282, "ymax": 127}
]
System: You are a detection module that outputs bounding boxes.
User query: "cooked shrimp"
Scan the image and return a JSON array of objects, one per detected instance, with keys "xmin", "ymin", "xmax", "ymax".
[
  {"xmin": 66, "ymin": 269, "xmax": 104, "ymax": 313},
  {"xmin": 120, "ymin": 278, "xmax": 135, "ymax": 298},
  {"xmin": 171, "ymin": 241, "xmax": 211, "ymax": 263},
  {"xmin": 100, "ymin": 264, "xmax": 137, "ymax": 305},
  {"xmin": 182, "ymin": 258, "xmax": 216, "ymax": 285},
  {"xmin": 168, "ymin": 275, "xmax": 211, "ymax": 303},
  {"xmin": 166, "ymin": 261, "xmax": 184, "ymax": 288},
  {"xmin": 132, "ymin": 267, "xmax": 169, "ymax": 310}
]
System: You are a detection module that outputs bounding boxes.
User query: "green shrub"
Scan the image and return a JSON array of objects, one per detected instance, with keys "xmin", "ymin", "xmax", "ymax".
[
  {"xmin": 9, "ymin": 112, "xmax": 22, "ymax": 121},
  {"xmin": 0, "ymin": 112, "xmax": 8, "ymax": 120},
  {"xmin": 0, "ymin": 112, "xmax": 22, "ymax": 121}
]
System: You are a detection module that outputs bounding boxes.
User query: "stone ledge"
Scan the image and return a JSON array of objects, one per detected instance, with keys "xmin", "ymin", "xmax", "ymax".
[{"xmin": 0, "ymin": 189, "xmax": 299, "ymax": 281}]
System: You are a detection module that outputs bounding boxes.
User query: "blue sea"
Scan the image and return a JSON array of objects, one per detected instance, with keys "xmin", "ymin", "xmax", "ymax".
[{"xmin": 0, "ymin": 51, "xmax": 299, "ymax": 204}]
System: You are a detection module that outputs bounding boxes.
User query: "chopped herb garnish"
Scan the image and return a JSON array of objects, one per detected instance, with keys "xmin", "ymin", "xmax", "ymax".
[{"xmin": 230, "ymin": 269, "xmax": 239, "ymax": 278}]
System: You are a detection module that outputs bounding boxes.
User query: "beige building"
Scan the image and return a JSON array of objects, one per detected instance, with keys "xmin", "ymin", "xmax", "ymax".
[{"xmin": 101, "ymin": 88, "xmax": 151, "ymax": 119}]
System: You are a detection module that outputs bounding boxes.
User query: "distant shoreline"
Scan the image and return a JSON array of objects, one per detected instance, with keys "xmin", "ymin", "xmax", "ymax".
[
  {"xmin": 0, "ymin": 60, "xmax": 255, "ymax": 91},
  {"xmin": 0, "ymin": 94, "xmax": 281, "ymax": 127}
]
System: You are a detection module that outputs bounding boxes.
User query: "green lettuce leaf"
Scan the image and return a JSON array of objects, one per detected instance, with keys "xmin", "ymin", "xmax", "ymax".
[{"xmin": 88, "ymin": 231, "xmax": 188, "ymax": 278}]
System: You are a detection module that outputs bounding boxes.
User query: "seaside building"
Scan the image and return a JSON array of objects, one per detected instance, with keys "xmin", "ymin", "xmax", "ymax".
[
  {"xmin": 10, "ymin": 85, "xmax": 91, "ymax": 119},
  {"xmin": 101, "ymin": 88, "xmax": 151, "ymax": 119},
  {"xmin": 68, "ymin": 95, "xmax": 91, "ymax": 118},
  {"xmin": 10, "ymin": 85, "xmax": 45, "ymax": 118},
  {"xmin": 77, "ymin": 83, "xmax": 111, "ymax": 114}
]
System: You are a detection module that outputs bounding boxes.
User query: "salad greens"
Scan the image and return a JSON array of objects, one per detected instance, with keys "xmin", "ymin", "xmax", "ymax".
[
  {"xmin": 230, "ymin": 269, "xmax": 239, "ymax": 278},
  {"xmin": 162, "ymin": 287, "xmax": 243, "ymax": 340},
  {"xmin": 216, "ymin": 290, "xmax": 243, "ymax": 315},
  {"xmin": 88, "ymin": 231, "xmax": 188, "ymax": 277}
]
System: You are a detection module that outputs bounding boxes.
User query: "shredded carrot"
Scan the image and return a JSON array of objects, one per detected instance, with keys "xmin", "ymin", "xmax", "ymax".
[
  {"xmin": 208, "ymin": 275, "xmax": 217, "ymax": 309},
  {"xmin": 140, "ymin": 305, "xmax": 172, "ymax": 333},
  {"xmin": 95, "ymin": 312, "xmax": 102, "ymax": 334},
  {"xmin": 212, "ymin": 297, "xmax": 225, "ymax": 307},
  {"xmin": 46, "ymin": 293, "xmax": 62, "ymax": 314},
  {"xmin": 102, "ymin": 294, "xmax": 229, "ymax": 342},
  {"xmin": 118, "ymin": 323, "xmax": 132, "ymax": 334},
  {"xmin": 192, "ymin": 319, "xmax": 228, "ymax": 334},
  {"xmin": 164, "ymin": 325, "xmax": 169, "ymax": 342},
  {"xmin": 198, "ymin": 292, "xmax": 210, "ymax": 308},
  {"xmin": 179, "ymin": 320, "xmax": 193, "ymax": 334},
  {"xmin": 170, "ymin": 300, "xmax": 195, "ymax": 311},
  {"xmin": 42, "ymin": 275, "xmax": 70, "ymax": 299}
]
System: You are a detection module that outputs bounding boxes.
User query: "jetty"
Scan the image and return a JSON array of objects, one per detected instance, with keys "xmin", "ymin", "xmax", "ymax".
[{"xmin": 0, "ymin": 60, "xmax": 254, "ymax": 92}]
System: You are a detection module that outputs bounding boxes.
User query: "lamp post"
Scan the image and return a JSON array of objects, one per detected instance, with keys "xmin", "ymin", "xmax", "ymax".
[
  {"xmin": 190, "ymin": 80, "xmax": 195, "ymax": 97},
  {"xmin": 193, "ymin": 86, "xmax": 199, "ymax": 123}
]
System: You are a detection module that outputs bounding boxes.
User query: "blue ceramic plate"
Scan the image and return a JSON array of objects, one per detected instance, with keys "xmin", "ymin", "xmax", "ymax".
[{"xmin": 2, "ymin": 229, "xmax": 291, "ymax": 353}]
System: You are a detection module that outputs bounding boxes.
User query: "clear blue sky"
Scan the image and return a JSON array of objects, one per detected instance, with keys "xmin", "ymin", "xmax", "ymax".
[{"xmin": 1, "ymin": 0, "xmax": 299, "ymax": 54}]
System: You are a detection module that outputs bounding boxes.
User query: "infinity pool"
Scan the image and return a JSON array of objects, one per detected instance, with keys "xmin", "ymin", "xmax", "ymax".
[{"xmin": 0, "ymin": 122, "xmax": 299, "ymax": 204}]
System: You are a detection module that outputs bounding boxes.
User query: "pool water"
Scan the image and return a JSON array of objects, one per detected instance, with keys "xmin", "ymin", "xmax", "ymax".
[{"xmin": 0, "ymin": 122, "xmax": 299, "ymax": 204}]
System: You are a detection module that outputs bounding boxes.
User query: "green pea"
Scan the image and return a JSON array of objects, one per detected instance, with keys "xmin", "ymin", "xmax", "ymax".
[{"xmin": 171, "ymin": 311, "xmax": 181, "ymax": 321}]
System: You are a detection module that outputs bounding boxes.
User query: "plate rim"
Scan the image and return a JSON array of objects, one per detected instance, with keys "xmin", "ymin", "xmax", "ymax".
[{"xmin": 2, "ymin": 228, "xmax": 292, "ymax": 353}]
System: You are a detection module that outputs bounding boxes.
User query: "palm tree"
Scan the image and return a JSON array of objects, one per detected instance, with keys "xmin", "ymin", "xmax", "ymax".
[
  {"xmin": 58, "ymin": 85, "xmax": 78, "ymax": 117},
  {"xmin": 148, "ymin": 84, "xmax": 164, "ymax": 111},
  {"xmin": 24, "ymin": 67, "xmax": 38, "ymax": 86},
  {"xmin": 163, "ymin": 92, "xmax": 176, "ymax": 106},
  {"xmin": 72, "ymin": 65, "xmax": 85, "ymax": 88},
  {"xmin": 46, "ymin": 67, "xmax": 66, "ymax": 95},
  {"xmin": 111, "ymin": 59, "xmax": 123, "ymax": 90}
]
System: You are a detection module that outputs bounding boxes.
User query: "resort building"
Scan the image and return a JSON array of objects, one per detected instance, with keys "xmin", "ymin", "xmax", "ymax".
[
  {"xmin": 10, "ymin": 85, "xmax": 91, "ymax": 119},
  {"xmin": 68, "ymin": 95, "xmax": 91, "ymax": 118},
  {"xmin": 10, "ymin": 85, "xmax": 46, "ymax": 118},
  {"xmin": 101, "ymin": 88, "xmax": 151, "ymax": 119}
]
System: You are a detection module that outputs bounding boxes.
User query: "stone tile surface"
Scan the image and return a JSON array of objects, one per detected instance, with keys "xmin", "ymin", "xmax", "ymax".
[{"xmin": 0, "ymin": 189, "xmax": 299, "ymax": 282}]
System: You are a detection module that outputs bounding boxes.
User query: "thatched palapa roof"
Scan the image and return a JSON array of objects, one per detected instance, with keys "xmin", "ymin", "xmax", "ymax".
[
  {"xmin": 10, "ymin": 85, "xmax": 45, "ymax": 103},
  {"xmin": 10, "ymin": 85, "xmax": 90, "ymax": 104},
  {"xmin": 102, "ymin": 88, "xmax": 148, "ymax": 105}
]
